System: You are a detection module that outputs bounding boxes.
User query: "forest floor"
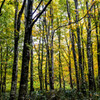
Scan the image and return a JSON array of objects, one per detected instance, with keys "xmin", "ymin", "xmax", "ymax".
[{"xmin": 1, "ymin": 89, "xmax": 100, "ymax": 100}]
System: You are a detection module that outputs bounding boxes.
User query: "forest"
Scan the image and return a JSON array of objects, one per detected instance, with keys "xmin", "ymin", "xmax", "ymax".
[{"xmin": 0, "ymin": 0, "xmax": 100, "ymax": 100}]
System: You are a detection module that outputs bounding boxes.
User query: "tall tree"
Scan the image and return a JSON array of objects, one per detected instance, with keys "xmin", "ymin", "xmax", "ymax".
[
  {"xmin": 98, "ymin": 2, "xmax": 100, "ymax": 89},
  {"xmin": 73, "ymin": 0, "xmax": 85, "ymax": 92},
  {"xmin": 18, "ymin": 0, "xmax": 52, "ymax": 99},
  {"xmin": 49, "ymin": 4, "xmax": 54, "ymax": 90},
  {"xmin": 10, "ymin": 0, "xmax": 26, "ymax": 99},
  {"xmin": 86, "ymin": 1, "xmax": 94, "ymax": 91},
  {"xmin": 66, "ymin": 0, "xmax": 79, "ymax": 91}
]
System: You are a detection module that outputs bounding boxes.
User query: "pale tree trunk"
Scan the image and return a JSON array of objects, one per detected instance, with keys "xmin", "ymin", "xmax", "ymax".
[
  {"xmin": 57, "ymin": 18, "xmax": 62, "ymax": 89},
  {"xmin": 3, "ymin": 43, "xmax": 8, "ymax": 93},
  {"xmin": 30, "ymin": 35, "xmax": 34, "ymax": 94}
]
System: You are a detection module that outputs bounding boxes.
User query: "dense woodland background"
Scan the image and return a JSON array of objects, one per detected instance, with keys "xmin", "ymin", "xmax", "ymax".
[{"xmin": 0, "ymin": 0, "xmax": 100, "ymax": 100}]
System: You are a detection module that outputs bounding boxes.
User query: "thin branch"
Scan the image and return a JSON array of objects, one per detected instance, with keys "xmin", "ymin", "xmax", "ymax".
[
  {"xmin": 30, "ymin": 0, "xmax": 52, "ymax": 28},
  {"xmin": 17, "ymin": 0, "xmax": 26, "ymax": 32},
  {"xmin": 0, "ymin": 0, "xmax": 5, "ymax": 16},
  {"xmin": 54, "ymin": 1, "xmax": 98, "ymax": 32},
  {"xmin": 32, "ymin": 0, "xmax": 43, "ymax": 16}
]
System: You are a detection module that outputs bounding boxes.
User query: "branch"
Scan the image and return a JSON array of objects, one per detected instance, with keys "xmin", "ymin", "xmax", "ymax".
[
  {"xmin": 54, "ymin": 1, "xmax": 98, "ymax": 32},
  {"xmin": 32, "ymin": 0, "xmax": 43, "ymax": 16},
  {"xmin": 0, "ymin": 0, "xmax": 5, "ymax": 16},
  {"xmin": 30, "ymin": 0, "xmax": 52, "ymax": 28},
  {"xmin": 17, "ymin": 0, "xmax": 26, "ymax": 31}
]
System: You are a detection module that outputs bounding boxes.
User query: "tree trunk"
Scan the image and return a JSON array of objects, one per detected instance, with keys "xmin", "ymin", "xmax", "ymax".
[
  {"xmin": 97, "ymin": 3, "xmax": 100, "ymax": 89},
  {"xmin": 86, "ymin": 1, "xmax": 94, "ymax": 91},
  {"xmin": 57, "ymin": 18, "xmax": 62, "ymax": 89},
  {"xmin": 66, "ymin": 0, "xmax": 79, "ymax": 91},
  {"xmin": 0, "ymin": 46, "xmax": 2, "ymax": 98},
  {"xmin": 18, "ymin": 0, "xmax": 33, "ymax": 99},
  {"xmin": 74, "ymin": 0, "xmax": 85, "ymax": 92},
  {"xmin": 30, "ymin": 35, "xmax": 34, "ymax": 94},
  {"xmin": 3, "ymin": 44, "xmax": 8, "ymax": 93},
  {"xmin": 10, "ymin": 0, "xmax": 26, "ymax": 99},
  {"xmin": 49, "ymin": 5, "xmax": 54, "ymax": 90}
]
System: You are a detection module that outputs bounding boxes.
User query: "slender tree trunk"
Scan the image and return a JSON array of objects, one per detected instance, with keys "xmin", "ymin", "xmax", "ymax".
[
  {"xmin": 57, "ymin": 18, "xmax": 62, "ymax": 89},
  {"xmin": 86, "ymin": 1, "xmax": 94, "ymax": 91},
  {"xmin": 3, "ymin": 44, "xmax": 8, "ymax": 93},
  {"xmin": 10, "ymin": 0, "xmax": 26, "ymax": 99},
  {"xmin": 98, "ymin": 3, "xmax": 100, "ymax": 89},
  {"xmin": 10, "ymin": 0, "xmax": 18, "ymax": 99},
  {"xmin": 45, "ymin": 11, "xmax": 48, "ymax": 91},
  {"xmin": 49, "ymin": 5, "xmax": 54, "ymax": 90},
  {"xmin": 30, "ymin": 35, "xmax": 34, "ymax": 94},
  {"xmin": 74, "ymin": 0, "xmax": 85, "ymax": 92},
  {"xmin": 66, "ymin": 0, "xmax": 79, "ymax": 91},
  {"xmin": 38, "ymin": 38, "xmax": 40, "ymax": 89},
  {"xmin": 66, "ymin": 41, "xmax": 73, "ymax": 89},
  {"xmin": 45, "ymin": 55, "xmax": 48, "ymax": 91},
  {"xmin": 81, "ymin": 25, "xmax": 85, "ymax": 71},
  {"xmin": 0, "ymin": 46, "xmax": 2, "ymax": 98}
]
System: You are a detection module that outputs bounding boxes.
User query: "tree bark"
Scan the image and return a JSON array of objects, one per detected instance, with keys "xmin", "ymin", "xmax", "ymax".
[
  {"xmin": 74, "ymin": 0, "xmax": 85, "ymax": 92},
  {"xmin": 97, "ymin": 3, "xmax": 100, "ymax": 89},
  {"xmin": 18, "ymin": 0, "xmax": 33, "ymax": 99},
  {"xmin": 30, "ymin": 35, "xmax": 34, "ymax": 94},
  {"xmin": 66, "ymin": 0, "xmax": 79, "ymax": 91},
  {"xmin": 86, "ymin": 1, "xmax": 94, "ymax": 91},
  {"xmin": 10, "ymin": 0, "xmax": 26, "ymax": 99},
  {"xmin": 49, "ymin": 5, "xmax": 54, "ymax": 90}
]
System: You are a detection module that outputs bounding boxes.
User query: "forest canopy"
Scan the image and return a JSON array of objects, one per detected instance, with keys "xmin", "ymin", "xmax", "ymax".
[{"xmin": 0, "ymin": 0, "xmax": 100, "ymax": 100}]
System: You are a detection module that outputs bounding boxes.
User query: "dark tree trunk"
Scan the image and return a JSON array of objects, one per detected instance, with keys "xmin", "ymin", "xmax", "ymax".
[
  {"xmin": 98, "ymin": 3, "xmax": 100, "ymax": 89},
  {"xmin": 18, "ymin": 0, "xmax": 33, "ymax": 99},
  {"xmin": 18, "ymin": 0, "xmax": 52, "ymax": 98},
  {"xmin": 45, "ymin": 55, "xmax": 48, "ymax": 91},
  {"xmin": 86, "ymin": 1, "xmax": 94, "ymax": 91},
  {"xmin": 80, "ymin": 25, "xmax": 85, "ymax": 71},
  {"xmin": 0, "ymin": 46, "xmax": 2, "ymax": 98},
  {"xmin": 74, "ymin": 0, "xmax": 85, "ymax": 92},
  {"xmin": 45, "ymin": 11, "xmax": 48, "ymax": 91},
  {"xmin": 66, "ymin": 0, "xmax": 79, "ymax": 91},
  {"xmin": 66, "ymin": 40, "xmax": 73, "ymax": 89},
  {"xmin": 10, "ymin": 0, "xmax": 26, "ymax": 99},
  {"xmin": 49, "ymin": 5, "xmax": 54, "ymax": 90}
]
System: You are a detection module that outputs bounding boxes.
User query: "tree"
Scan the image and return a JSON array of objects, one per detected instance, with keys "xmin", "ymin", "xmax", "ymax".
[
  {"xmin": 66, "ymin": 0, "xmax": 79, "ymax": 91},
  {"xmin": 10, "ymin": 0, "xmax": 26, "ymax": 99},
  {"xmin": 18, "ymin": 0, "xmax": 52, "ymax": 99}
]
